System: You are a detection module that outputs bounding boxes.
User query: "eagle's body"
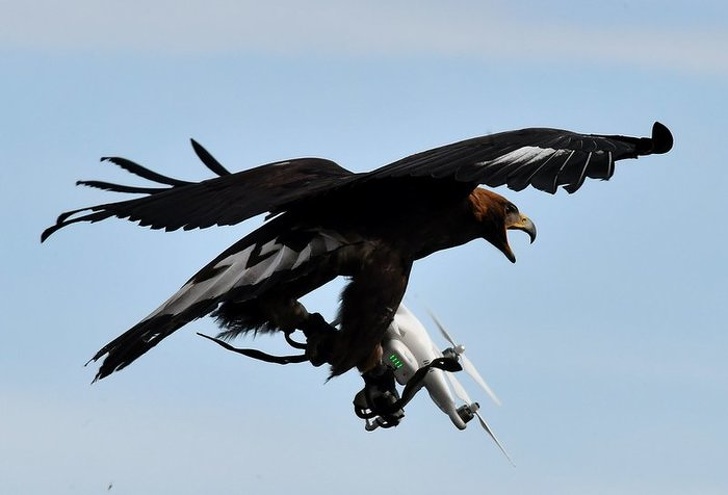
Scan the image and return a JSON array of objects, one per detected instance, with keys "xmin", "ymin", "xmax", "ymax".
[{"xmin": 42, "ymin": 122, "xmax": 673, "ymax": 380}]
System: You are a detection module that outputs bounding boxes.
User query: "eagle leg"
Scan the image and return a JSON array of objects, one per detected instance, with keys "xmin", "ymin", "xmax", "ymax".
[
  {"xmin": 331, "ymin": 247, "xmax": 412, "ymax": 376},
  {"xmin": 298, "ymin": 312, "xmax": 339, "ymax": 367}
]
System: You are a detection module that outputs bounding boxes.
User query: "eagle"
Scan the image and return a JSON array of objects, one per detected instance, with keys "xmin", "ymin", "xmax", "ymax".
[{"xmin": 42, "ymin": 122, "xmax": 673, "ymax": 381}]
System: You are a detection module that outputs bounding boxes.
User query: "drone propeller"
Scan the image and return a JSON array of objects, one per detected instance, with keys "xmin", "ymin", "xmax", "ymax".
[
  {"xmin": 445, "ymin": 373, "xmax": 516, "ymax": 467},
  {"xmin": 473, "ymin": 407, "xmax": 515, "ymax": 467},
  {"xmin": 427, "ymin": 311, "xmax": 502, "ymax": 406},
  {"xmin": 438, "ymin": 355, "xmax": 514, "ymax": 464},
  {"xmin": 445, "ymin": 370, "xmax": 514, "ymax": 466},
  {"xmin": 444, "ymin": 366, "xmax": 472, "ymax": 405}
]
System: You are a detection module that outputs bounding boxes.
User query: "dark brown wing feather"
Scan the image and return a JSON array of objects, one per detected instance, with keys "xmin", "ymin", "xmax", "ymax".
[
  {"xmin": 42, "ymin": 123, "xmax": 672, "ymax": 241},
  {"xmin": 41, "ymin": 141, "xmax": 356, "ymax": 241},
  {"xmin": 365, "ymin": 121, "xmax": 673, "ymax": 193}
]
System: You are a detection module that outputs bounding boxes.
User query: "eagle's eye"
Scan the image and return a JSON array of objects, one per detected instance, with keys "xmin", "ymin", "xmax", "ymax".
[{"xmin": 505, "ymin": 203, "xmax": 518, "ymax": 215}]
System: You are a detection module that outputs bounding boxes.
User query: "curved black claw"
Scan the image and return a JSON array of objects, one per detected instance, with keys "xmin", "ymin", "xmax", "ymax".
[{"xmin": 299, "ymin": 313, "xmax": 338, "ymax": 367}]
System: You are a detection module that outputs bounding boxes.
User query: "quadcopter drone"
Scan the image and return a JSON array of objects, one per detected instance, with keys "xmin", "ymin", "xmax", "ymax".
[
  {"xmin": 200, "ymin": 303, "xmax": 513, "ymax": 464},
  {"xmin": 355, "ymin": 305, "xmax": 512, "ymax": 463}
]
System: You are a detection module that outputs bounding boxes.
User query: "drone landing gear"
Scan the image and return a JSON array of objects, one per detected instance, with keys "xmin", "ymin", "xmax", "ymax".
[
  {"xmin": 197, "ymin": 316, "xmax": 462, "ymax": 432},
  {"xmin": 354, "ymin": 357, "xmax": 462, "ymax": 431},
  {"xmin": 354, "ymin": 364, "xmax": 404, "ymax": 429}
]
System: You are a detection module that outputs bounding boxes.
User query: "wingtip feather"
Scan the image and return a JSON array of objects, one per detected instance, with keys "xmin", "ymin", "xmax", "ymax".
[
  {"xmin": 39, "ymin": 227, "xmax": 54, "ymax": 243},
  {"xmin": 651, "ymin": 121, "xmax": 673, "ymax": 155},
  {"xmin": 190, "ymin": 138, "xmax": 231, "ymax": 176}
]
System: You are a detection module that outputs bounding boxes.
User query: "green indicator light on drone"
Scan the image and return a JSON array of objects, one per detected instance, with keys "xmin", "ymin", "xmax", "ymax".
[{"xmin": 388, "ymin": 354, "xmax": 404, "ymax": 369}]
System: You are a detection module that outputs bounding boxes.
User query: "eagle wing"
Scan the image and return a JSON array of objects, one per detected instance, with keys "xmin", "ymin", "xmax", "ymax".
[
  {"xmin": 42, "ymin": 123, "xmax": 672, "ymax": 242},
  {"xmin": 89, "ymin": 218, "xmax": 363, "ymax": 380},
  {"xmin": 365, "ymin": 121, "xmax": 673, "ymax": 193},
  {"xmin": 41, "ymin": 140, "xmax": 357, "ymax": 241}
]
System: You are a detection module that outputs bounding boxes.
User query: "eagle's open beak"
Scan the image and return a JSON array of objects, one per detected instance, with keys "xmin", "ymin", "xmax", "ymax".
[
  {"xmin": 509, "ymin": 214, "xmax": 537, "ymax": 244},
  {"xmin": 502, "ymin": 214, "xmax": 537, "ymax": 263}
]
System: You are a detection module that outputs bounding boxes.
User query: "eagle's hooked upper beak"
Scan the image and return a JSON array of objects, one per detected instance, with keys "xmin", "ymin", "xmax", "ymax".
[
  {"xmin": 509, "ymin": 214, "xmax": 537, "ymax": 243},
  {"xmin": 502, "ymin": 214, "xmax": 537, "ymax": 263}
]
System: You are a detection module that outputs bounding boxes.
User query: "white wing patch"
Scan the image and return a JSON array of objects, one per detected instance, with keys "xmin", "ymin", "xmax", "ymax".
[
  {"xmin": 476, "ymin": 146, "xmax": 570, "ymax": 169},
  {"xmin": 477, "ymin": 145, "xmax": 612, "ymax": 192},
  {"xmin": 550, "ymin": 149, "xmax": 576, "ymax": 190},
  {"xmin": 143, "ymin": 230, "xmax": 349, "ymax": 321},
  {"xmin": 605, "ymin": 151, "xmax": 614, "ymax": 179},
  {"xmin": 571, "ymin": 151, "xmax": 592, "ymax": 190}
]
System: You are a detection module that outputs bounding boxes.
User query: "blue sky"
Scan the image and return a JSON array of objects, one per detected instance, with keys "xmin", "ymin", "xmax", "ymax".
[{"xmin": 2, "ymin": 1, "xmax": 727, "ymax": 494}]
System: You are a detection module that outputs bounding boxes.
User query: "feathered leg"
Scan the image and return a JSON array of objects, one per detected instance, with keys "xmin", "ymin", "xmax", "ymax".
[
  {"xmin": 213, "ymin": 295, "xmax": 340, "ymax": 367},
  {"xmin": 330, "ymin": 246, "xmax": 412, "ymax": 376}
]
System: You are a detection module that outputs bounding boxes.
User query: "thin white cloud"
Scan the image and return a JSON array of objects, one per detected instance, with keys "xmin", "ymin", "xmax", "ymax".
[{"xmin": 1, "ymin": 0, "xmax": 726, "ymax": 76}]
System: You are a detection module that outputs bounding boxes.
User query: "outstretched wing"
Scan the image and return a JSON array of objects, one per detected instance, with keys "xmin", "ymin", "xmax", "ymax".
[
  {"xmin": 365, "ymin": 122, "xmax": 673, "ymax": 194},
  {"xmin": 89, "ymin": 218, "xmax": 362, "ymax": 380},
  {"xmin": 42, "ymin": 122, "xmax": 672, "ymax": 241},
  {"xmin": 41, "ymin": 140, "xmax": 356, "ymax": 241}
]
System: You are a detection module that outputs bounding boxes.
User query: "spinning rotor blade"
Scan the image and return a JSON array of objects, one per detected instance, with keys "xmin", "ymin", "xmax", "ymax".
[
  {"xmin": 475, "ymin": 410, "xmax": 515, "ymax": 467},
  {"xmin": 427, "ymin": 310, "xmax": 501, "ymax": 406},
  {"xmin": 444, "ymin": 369, "xmax": 472, "ymax": 404},
  {"xmin": 428, "ymin": 309, "xmax": 457, "ymax": 348},
  {"xmin": 461, "ymin": 354, "xmax": 501, "ymax": 406}
]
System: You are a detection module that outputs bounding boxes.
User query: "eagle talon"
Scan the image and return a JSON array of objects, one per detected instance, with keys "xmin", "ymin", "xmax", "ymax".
[
  {"xmin": 299, "ymin": 313, "xmax": 338, "ymax": 367},
  {"xmin": 357, "ymin": 363, "xmax": 403, "ymax": 427}
]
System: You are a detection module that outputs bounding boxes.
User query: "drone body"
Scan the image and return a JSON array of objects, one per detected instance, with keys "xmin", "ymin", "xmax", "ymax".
[
  {"xmin": 383, "ymin": 305, "xmax": 475, "ymax": 429},
  {"xmin": 355, "ymin": 304, "xmax": 513, "ymax": 462},
  {"xmin": 198, "ymin": 302, "xmax": 510, "ymax": 458}
]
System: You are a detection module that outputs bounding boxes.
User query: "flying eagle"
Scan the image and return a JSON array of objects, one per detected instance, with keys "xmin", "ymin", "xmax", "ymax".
[{"xmin": 42, "ymin": 122, "xmax": 673, "ymax": 381}]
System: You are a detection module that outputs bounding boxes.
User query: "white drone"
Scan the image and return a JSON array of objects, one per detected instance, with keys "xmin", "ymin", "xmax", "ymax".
[
  {"xmin": 354, "ymin": 305, "xmax": 513, "ymax": 464},
  {"xmin": 199, "ymin": 304, "xmax": 512, "ymax": 464}
]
